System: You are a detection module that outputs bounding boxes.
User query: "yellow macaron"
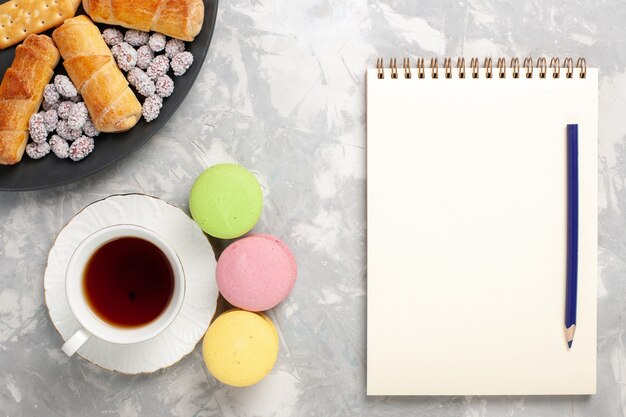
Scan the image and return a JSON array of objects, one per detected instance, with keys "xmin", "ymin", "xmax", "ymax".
[{"xmin": 202, "ymin": 309, "xmax": 279, "ymax": 387}]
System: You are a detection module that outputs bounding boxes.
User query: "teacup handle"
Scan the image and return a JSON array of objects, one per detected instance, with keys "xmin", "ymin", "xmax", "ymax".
[{"xmin": 62, "ymin": 328, "xmax": 91, "ymax": 357}]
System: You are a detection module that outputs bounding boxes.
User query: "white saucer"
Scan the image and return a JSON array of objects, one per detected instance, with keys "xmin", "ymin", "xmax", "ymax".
[{"xmin": 44, "ymin": 194, "xmax": 218, "ymax": 374}]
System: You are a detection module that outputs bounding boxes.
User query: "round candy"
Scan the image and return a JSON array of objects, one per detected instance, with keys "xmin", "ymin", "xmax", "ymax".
[
  {"xmin": 102, "ymin": 28, "xmax": 124, "ymax": 46},
  {"xmin": 155, "ymin": 75, "xmax": 174, "ymax": 98},
  {"xmin": 217, "ymin": 234, "xmax": 297, "ymax": 311},
  {"xmin": 136, "ymin": 45, "xmax": 155, "ymax": 70},
  {"xmin": 165, "ymin": 38, "xmax": 185, "ymax": 58},
  {"xmin": 69, "ymin": 136, "xmax": 94, "ymax": 161},
  {"xmin": 66, "ymin": 102, "xmax": 88, "ymax": 130},
  {"xmin": 171, "ymin": 51, "xmax": 193, "ymax": 76},
  {"xmin": 28, "ymin": 113, "xmax": 48, "ymax": 143},
  {"xmin": 43, "ymin": 109, "xmax": 59, "ymax": 132},
  {"xmin": 146, "ymin": 55, "xmax": 169, "ymax": 80},
  {"xmin": 82, "ymin": 119, "xmax": 100, "ymax": 137},
  {"xmin": 25, "ymin": 141, "xmax": 50, "ymax": 159},
  {"xmin": 124, "ymin": 30, "xmax": 149, "ymax": 47},
  {"xmin": 49, "ymin": 135, "xmax": 69, "ymax": 159},
  {"xmin": 112, "ymin": 42, "xmax": 137, "ymax": 72},
  {"xmin": 57, "ymin": 101, "xmax": 74, "ymax": 120},
  {"xmin": 148, "ymin": 33, "xmax": 166, "ymax": 52},
  {"xmin": 189, "ymin": 164, "xmax": 263, "ymax": 239},
  {"xmin": 127, "ymin": 67, "xmax": 156, "ymax": 97},
  {"xmin": 43, "ymin": 84, "xmax": 60, "ymax": 108},
  {"xmin": 202, "ymin": 309, "xmax": 278, "ymax": 387},
  {"xmin": 142, "ymin": 94, "xmax": 163, "ymax": 122},
  {"xmin": 54, "ymin": 75, "xmax": 78, "ymax": 99}
]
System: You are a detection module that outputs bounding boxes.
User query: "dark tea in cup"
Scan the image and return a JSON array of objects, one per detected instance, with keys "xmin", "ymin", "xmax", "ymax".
[{"xmin": 83, "ymin": 237, "xmax": 174, "ymax": 328}]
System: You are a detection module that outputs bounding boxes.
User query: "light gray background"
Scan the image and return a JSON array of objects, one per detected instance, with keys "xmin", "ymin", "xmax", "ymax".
[{"xmin": 1, "ymin": 0, "xmax": 625, "ymax": 416}]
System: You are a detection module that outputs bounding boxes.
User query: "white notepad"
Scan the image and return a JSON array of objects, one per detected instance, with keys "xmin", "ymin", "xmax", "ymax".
[{"xmin": 366, "ymin": 58, "xmax": 598, "ymax": 396}]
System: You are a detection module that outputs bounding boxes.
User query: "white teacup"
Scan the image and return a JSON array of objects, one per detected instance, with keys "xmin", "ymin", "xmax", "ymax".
[{"xmin": 62, "ymin": 224, "xmax": 186, "ymax": 357}]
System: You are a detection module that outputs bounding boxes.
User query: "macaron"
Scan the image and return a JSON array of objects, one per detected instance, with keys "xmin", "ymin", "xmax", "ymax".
[
  {"xmin": 189, "ymin": 164, "xmax": 263, "ymax": 239},
  {"xmin": 217, "ymin": 234, "xmax": 297, "ymax": 312},
  {"xmin": 202, "ymin": 309, "xmax": 279, "ymax": 387}
]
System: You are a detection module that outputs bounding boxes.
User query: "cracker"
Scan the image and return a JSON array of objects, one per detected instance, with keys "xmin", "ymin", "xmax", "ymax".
[{"xmin": 0, "ymin": 0, "xmax": 80, "ymax": 50}]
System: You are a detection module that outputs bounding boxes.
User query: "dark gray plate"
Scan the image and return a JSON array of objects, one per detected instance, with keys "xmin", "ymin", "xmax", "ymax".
[{"xmin": 0, "ymin": 0, "xmax": 218, "ymax": 191}]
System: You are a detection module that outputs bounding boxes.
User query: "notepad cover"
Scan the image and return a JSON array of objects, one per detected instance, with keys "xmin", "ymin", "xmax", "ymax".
[{"xmin": 366, "ymin": 68, "xmax": 598, "ymax": 395}]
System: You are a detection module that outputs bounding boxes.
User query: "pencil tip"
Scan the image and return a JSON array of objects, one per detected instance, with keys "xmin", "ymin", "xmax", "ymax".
[{"xmin": 565, "ymin": 325, "xmax": 576, "ymax": 348}]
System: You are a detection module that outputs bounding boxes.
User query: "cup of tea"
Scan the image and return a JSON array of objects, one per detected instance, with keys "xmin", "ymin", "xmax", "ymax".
[{"xmin": 62, "ymin": 224, "xmax": 186, "ymax": 356}]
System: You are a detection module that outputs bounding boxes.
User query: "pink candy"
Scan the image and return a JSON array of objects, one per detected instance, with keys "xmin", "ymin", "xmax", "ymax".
[
  {"xmin": 43, "ymin": 84, "xmax": 60, "ymax": 109},
  {"xmin": 66, "ymin": 102, "xmax": 88, "ymax": 130},
  {"xmin": 136, "ymin": 45, "xmax": 155, "ymax": 70},
  {"xmin": 42, "ymin": 109, "xmax": 58, "ymax": 132},
  {"xmin": 69, "ymin": 136, "xmax": 95, "ymax": 161},
  {"xmin": 102, "ymin": 28, "xmax": 124, "ymax": 46},
  {"xmin": 82, "ymin": 120, "xmax": 100, "ymax": 137},
  {"xmin": 28, "ymin": 113, "xmax": 48, "ymax": 143},
  {"xmin": 148, "ymin": 33, "xmax": 166, "ymax": 52},
  {"xmin": 171, "ymin": 52, "xmax": 193, "ymax": 76},
  {"xmin": 147, "ymin": 55, "xmax": 170, "ymax": 80},
  {"xmin": 56, "ymin": 120, "xmax": 83, "ymax": 142},
  {"xmin": 49, "ymin": 135, "xmax": 69, "ymax": 159},
  {"xmin": 165, "ymin": 38, "xmax": 185, "ymax": 58},
  {"xmin": 142, "ymin": 95, "xmax": 163, "ymax": 122},
  {"xmin": 112, "ymin": 42, "xmax": 137, "ymax": 72},
  {"xmin": 128, "ymin": 68, "xmax": 156, "ymax": 97},
  {"xmin": 54, "ymin": 75, "xmax": 77, "ymax": 99},
  {"xmin": 25, "ymin": 141, "xmax": 50, "ymax": 159},
  {"xmin": 124, "ymin": 30, "xmax": 149, "ymax": 47},
  {"xmin": 155, "ymin": 75, "xmax": 174, "ymax": 98}
]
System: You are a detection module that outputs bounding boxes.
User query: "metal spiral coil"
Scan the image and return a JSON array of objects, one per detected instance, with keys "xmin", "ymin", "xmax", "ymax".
[{"xmin": 375, "ymin": 57, "xmax": 588, "ymax": 80}]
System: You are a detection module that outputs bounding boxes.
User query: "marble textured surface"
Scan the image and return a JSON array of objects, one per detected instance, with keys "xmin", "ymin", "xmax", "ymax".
[{"xmin": 1, "ymin": 0, "xmax": 625, "ymax": 415}]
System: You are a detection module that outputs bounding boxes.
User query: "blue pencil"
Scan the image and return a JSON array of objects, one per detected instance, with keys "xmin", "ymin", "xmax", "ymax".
[{"xmin": 565, "ymin": 124, "xmax": 579, "ymax": 349}]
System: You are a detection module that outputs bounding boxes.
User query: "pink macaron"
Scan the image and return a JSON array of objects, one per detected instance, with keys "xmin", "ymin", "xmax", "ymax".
[{"xmin": 216, "ymin": 234, "xmax": 297, "ymax": 312}]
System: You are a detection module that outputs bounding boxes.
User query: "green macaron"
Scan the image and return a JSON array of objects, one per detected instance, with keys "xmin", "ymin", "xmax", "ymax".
[{"xmin": 189, "ymin": 164, "xmax": 263, "ymax": 239}]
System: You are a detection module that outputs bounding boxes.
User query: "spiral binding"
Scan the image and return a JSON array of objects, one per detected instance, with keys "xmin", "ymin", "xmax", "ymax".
[{"xmin": 375, "ymin": 57, "xmax": 587, "ymax": 80}]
